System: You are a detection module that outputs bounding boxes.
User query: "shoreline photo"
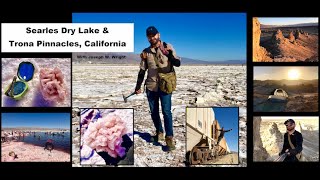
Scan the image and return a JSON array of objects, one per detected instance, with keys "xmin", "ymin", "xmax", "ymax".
[{"xmin": 1, "ymin": 113, "xmax": 71, "ymax": 162}]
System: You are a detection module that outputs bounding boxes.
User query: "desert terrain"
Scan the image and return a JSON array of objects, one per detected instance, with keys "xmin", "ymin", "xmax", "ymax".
[
  {"xmin": 72, "ymin": 64, "xmax": 247, "ymax": 167},
  {"xmin": 211, "ymin": 153, "xmax": 239, "ymax": 165},
  {"xmin": 1, "ymin": 128, "xmax": 70, "ymax": 162},
  {"xmin": 253, "ymin": 79, "xmax": 318, "ymax": 112},
  {"xmin": 1, "ymin": 141, "xmax": 70, "ymax": 162},
  {"xmin": 254, "ymin": 117, "xmax": 319, "ymax": 162},
  {"xmin": 253, "ymin": 18, "xmax": 318, "ymax": 62}
]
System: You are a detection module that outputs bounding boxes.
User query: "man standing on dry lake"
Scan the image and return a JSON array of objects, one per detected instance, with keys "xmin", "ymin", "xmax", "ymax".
[{"xmin": 135, "ymin": 26, "xmax": 181, "ymax": 151}]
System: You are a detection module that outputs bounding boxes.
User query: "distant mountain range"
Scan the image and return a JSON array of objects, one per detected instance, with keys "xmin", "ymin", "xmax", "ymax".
[
  {"xmin": 72, "ymin": 52, "xmax": 246, "ymax": 65},
  {"xmin": 254, "ymin": 79, "xmax": 318, "ymax": 86},
  {"xmin": 261, "ymin": 22, "xmax": 318, "ymax": 29}
]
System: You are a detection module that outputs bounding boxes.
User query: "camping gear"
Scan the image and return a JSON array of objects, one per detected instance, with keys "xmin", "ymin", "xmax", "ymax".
[
  {"xmin": 268, "ymin": 88, "xmax": 288, "ymax": 102},
  {"xmin": 5, "ymin": 62, "xmax": 35, "ymax": 100},
  {"xmin": 123, "ymin": 92, "xmax": 136, "ymax": 103}
]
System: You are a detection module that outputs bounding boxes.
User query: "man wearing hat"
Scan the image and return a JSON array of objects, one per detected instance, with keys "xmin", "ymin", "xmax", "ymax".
[
  {"xmin": 134, "ymin": 26, "xmax": 181, "ymax": 151},
  {"xmin": 279, "ymin": 119, "xmax": 303, "ymax": 162}
]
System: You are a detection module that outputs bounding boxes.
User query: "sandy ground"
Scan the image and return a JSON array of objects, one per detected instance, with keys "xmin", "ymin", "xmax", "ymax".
[
  {"xmin": 1, "ymin": 141, "xmax": 70, "ymax": 162},
  {"xmin": 1, "ymin": 58, "xmax": 71, "ymax": 107},
  {"xmin": 253, "ymin": 80, "xmax": 318, "ymax": 112},
  {"xmin": 211, "ymin": 153, "xmax": 239, "ymax": 165},
  {"xmin": 72, "ymin": 65, "xmax": 247, "ymax": 167}
]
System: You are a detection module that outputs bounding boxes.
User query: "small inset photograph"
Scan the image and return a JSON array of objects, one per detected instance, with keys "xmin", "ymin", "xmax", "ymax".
[
  {"xmin": 186, "ymin": 107, "xmax": 239, "ymax": 165},
  {"xmin": 253, "ymin": 66, "xmax": 318, "ymax": 112},
  {"xmin": 1, "ymin": 112, "xmax": 71, "ymax": 162},
  {"xmin": 72, "ymin": 107, "xmax": 81, "ymax": 167},
  {"xmin": 1, "ymin": 58, "xmax": 71, "ymax": 107},
  {"xmin": 253, "ymin": 17, "xmax": 318, "ymax": 62},
  {"xmin": 80, "ymin": 109, "xmax": 133, "ymax": 166},
  {"xmin": 253, "ymin": 116, "xmax": 319, "ymax": 162}
]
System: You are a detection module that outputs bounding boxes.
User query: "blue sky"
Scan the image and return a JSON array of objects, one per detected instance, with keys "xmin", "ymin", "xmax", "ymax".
[
  {"xmin": 2, "ymin": 113, "xmax": 70, "ymax": 129},
  {"xmin": 258, "ymin": 17, "xmax": 318, "ymax": 25},
  {"xmin": 254, "ymin": 66, "xmax": 318, "ymax": 80},
  {"xmin": 73, "ymin": 13, "xmax": 246, "ymax": 61},
  {"xmin": 213, "ymin": 107, "xmax": 239, "ymax": 152}
]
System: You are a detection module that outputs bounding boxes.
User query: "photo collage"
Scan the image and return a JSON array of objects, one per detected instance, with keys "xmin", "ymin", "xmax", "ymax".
[
  {"xmin": 0, "ymin": 13, "xmax": 318, "ymax": 168},
  {"xmin": 252, "ymin": 17, "xmax": 319, "ymax": 163}
]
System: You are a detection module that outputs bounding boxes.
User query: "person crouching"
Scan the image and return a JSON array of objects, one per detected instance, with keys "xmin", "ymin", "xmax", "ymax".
[{"xmin": 44, "ymin": 139, "xmax": 54, "ymax": 152}]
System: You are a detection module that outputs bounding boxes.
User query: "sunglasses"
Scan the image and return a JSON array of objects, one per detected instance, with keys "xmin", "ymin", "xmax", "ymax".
[
  {"xmin": 5, "ymin": 62, "xmax": 35, "ymax": 100},
  {"xmin": 285, "ymin": 123, "xmax": 294, "ymax": 127},
  {"xmin": 147, "ymin": 34, "xmax": 157, "ymax": 38}
]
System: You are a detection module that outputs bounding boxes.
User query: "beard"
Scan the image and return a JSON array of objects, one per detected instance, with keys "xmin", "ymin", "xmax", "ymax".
[
  {"xmin": 287, "ymin": 127, "xmax": 294, "ymax": 131},
  {"xmin": 149, "ymin": 37, "xmax": 160, "ymax": 46}
]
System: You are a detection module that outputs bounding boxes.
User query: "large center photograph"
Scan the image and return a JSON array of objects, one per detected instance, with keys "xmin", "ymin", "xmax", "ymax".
[{"xmin": 71, "ymin": 13, "xmax": 247, "ymax": 167}]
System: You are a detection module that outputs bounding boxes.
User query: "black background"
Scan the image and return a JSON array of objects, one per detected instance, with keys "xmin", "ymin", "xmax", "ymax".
[{"xmin": 0, "ymin": 0, "xmax": 319, "ymax": 177}]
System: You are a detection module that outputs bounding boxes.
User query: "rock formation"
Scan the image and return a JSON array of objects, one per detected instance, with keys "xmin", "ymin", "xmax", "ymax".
[
  {"xmin": 252, "ymin": 18, "xmax": 261, "ymax": 60},
  {"xmin": 252, "ymin": 18, "xmax": 272, "ymax": 62},
  {"xmin": 263, "ymin": 122, "xmax": 283, "ymax": 156},
  {"xmin": 288, "ymin": 31, "xmax": 295, "ymax": 42},
  {"xmin": 294, "ymin": 30, "xmax": 301, "ymax": 39},
  {"xmin": 272, "ymin": 29, "xmax": 285, "ymax": 44},
  {"xmin": 267, "ymin": 29, "xmax": 285, "ymax": 57},
  {"xmin": 253, "ymin": 116, "xmax": 269, "ymax": 161}
]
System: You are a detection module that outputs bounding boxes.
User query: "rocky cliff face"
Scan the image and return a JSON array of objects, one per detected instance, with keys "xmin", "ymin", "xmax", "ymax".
[
  {"xmin": 253, "ymin": 18, "xmax": 272, "ymax": 62},
  {"xmin": 253, "ymin": 116, "xmax": 269, "ymax": 161},
  {"xmin": 263, "ymin": 122, "xmax": 283, "ymax": 156},
  {"xmin": 252, "ymin": 18, "xmax": 261, "ymax": 61}
]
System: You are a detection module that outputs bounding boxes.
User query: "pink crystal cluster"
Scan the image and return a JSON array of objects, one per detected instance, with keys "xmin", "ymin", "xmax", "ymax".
[
  {"xmin": 83, "ymin": 114, "xmax": 127, "ymax": 158},
  {"xmin": 39, "ymin": 67, "xmax": 67, "ymax": 102}
]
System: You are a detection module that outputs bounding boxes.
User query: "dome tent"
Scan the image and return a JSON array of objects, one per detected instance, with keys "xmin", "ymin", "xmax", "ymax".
[{"xmin": 268, "ymin": 88, "xmax": 288, "ymax": 102}]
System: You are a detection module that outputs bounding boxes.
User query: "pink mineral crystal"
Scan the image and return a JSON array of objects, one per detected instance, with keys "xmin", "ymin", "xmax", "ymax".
[
  {"xmin": 39, "ymin": 67, "xmax": 67, "ymax": 102},
  {"xmin": 83, "ymin": 114, "xmax": 127, "ymax": 158}
]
